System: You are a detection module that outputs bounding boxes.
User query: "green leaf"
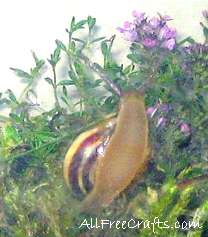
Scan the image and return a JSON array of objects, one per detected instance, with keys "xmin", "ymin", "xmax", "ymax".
[
  {"xmin": 60, "ymin": 96, "xmax": 69, "ymax": 106},
  {"xmin": 31, "ymin": 51, "xmax": 44, "ymax": 69},
  {"xmin": 32, "ymin": 51, "xmax": 40, "ymax": 65},
  {"xmin": 70, "ymin": 41, "xmax": 76, "ymax": 52},
  {"xmin": 48, "ymin": 46, "xmax": 61, "ymax": 67},
  {"xmin": 9, "ymin": 113, "xmax": 22, "ymax": 123},
  {"xmin": 57, "ymin": 80, "xmax": 74, "ymax": 86},
  {"xmin": 70, "ymin": 16, "xmax": 76, "ymax": 31},
  {"xmin": 71, "ymin": 18, "xmax": 87, "ymax": 33},
  {"xmin": 62, "ymin": 86, "xmax": 68, "ymax": 97},
  {"xmin": 72, "ymin": 37, "xmax": 85, "ymax": 44},
  {"xmin": 68, "ymin": 71, "xmax": 77, "ymax": 82},
  {"xmin": 127, "ymin": 53, "xmax": 143, "ymax": 64},
  {"xmin": 87, "ymin": 16, "xmax": 96, "ymax": 30},
  {"xmin": 44, "ymin": 77, "xmax": 54, "ymax": 86},
  {"xmin": 93, "ymin": 79, "xmax": 102, "ymax": 87},
  {"xmin": 203, "ymin": 25, "xmax": 208, "ymax": 40},
  {"xmin": 3, "ymin": 124, "xmax": 21, "ymax": 144},
  {"xmin": 10, "ymin": 68, "xmax": 32, "ymax": 80},
  {"xmin": 6, "ymin": 89, "xmax": 18, "ymax": 104},
  {"xmin": 90, "ymin": 37, "xmax": 105, "ymax": 44},
  {"xmin": 177, "ymin": 36, "xmax": 195, "ymax": 46},
  {"xmin": 55, "ymin": 39, "xmax": 67, "ymax": 51},
  {"xmin": 53, "ymin": 47, "xmax": 61, "ymax": 63},
  {"xmin": 123, "ymin": 64, "xmax": 133, "ymax": 75},
  {"xmin": 47, "ymin": 58, "xmax": 54, "ymax": 66},
  {"xmin": 101, "ymin": 41, "xmax": 109, "ymax": 58}
]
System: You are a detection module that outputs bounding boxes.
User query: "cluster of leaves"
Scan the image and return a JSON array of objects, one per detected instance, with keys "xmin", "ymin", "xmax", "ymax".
[{"xmin": 1, "ymin": 12, "xmax": 208, "ymax": 237}]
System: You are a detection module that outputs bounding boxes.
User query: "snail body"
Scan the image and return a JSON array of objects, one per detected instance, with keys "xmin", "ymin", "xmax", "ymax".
[{"xmin": 63, "ymin": 91, "xmax": 150, "ymax": 213}]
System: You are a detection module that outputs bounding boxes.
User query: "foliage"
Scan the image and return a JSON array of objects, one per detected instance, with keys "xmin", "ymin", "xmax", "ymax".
[{"xmin": 1, "ymin": 10, "xmax": 208, "ymax": 237}]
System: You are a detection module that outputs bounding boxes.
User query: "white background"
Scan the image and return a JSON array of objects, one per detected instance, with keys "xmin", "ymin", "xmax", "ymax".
[{"xmin": 0, "ymin": 0, "xmax": 207, "ymax": 113}]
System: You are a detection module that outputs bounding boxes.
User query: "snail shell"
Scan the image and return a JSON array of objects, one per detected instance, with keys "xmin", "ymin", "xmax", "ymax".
[
  {"xmin": 63, "ymin": 116, "xmax": 117, "ymax": 199},
  {"xmin": 64, "ymin": 91, "xmax": 150, "ymax": 213}
]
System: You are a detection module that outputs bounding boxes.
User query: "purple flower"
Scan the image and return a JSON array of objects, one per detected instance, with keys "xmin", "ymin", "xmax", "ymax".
[
  {"xmin": 162, "ymin": 38, "xmax": 176, "ymax": 50},
  {"xmin": 159, "ymin": 25, "xmax": 176, "ymax": 40},
  {"xmin": 123, "ymin": 21, "xmax": 134, "ymax": 30},
  {"xmin": 117, "ymin": 27, "xmax": 125, "ymax": 33},
  {"xmin": 117, "ymin": 21, "xmax": 134, "ymax": 33},
  {"xmin": 180, "ymin": 123, "xmax": 191, "ymax": 136},
  {"xmin": 156, "ymin": 117, "xmax": 167, "ymax": 128},
  {"xmin": 143, "ymin": 24, "xmax": 154, "ymax": 33},
  {"xmin": 132, "ymin": 10, "xmax": 145, "ymax": 23},
  {"xmin": 202, "ymin": 10, "xmax": 208, "ymax": 18},
  {"xmin": 123, "ymin": 30, "xmax": 138, "ymax": 42},
  {"xmin": 143, "ymin": 38, "xmax": 157, "ymax": 48},
  {"xmin": 118, "ymin": 11, "xmax": 177, "ymax": 50},
  {"xmin": 160, "ymin": 103, "xmax": 170, "ymax": 112},
  {"xmin": 146, "ymin": 106, "xmax": 158, "ymax": 118},
  {"xmin": 149, "ymin": 17, "xmax": 161, "ymax": 28}
]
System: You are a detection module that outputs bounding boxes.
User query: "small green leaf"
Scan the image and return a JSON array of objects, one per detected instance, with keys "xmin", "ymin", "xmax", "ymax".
[
  {"xmin": 37, "ymin": 59, "xmax": 45, "ymax": 69},
  {"xmin": 53, "ymin": 47, "xmax": 61, "ymax": 63},
  {"xmin": 60, "ymin": 96, "xmax": 69, "ymax": 106},
  {"xmin": 57, "ymin": 80, "xmax": 74, "ymax": 86},
  {"xmin": 93, "ymin": 79, "xmax": 102, "ymax": 87},
  {"xmin": 55, "ymin": 39, "xmax": 67, "ymax": 51},
  {"xmin": 123, "ymin": 64, "xmax": 133, "ymax": 75},
  {"xmin": 72, "ymin": 38, "xmax": 85, "ymax": 44},
  {"xmin": 6, "ymin": 89, "xmax": 18, "ymax": 104},
  {"xmin": 203, "ymin": 25, "xmax": 208, "ymax": 40},
  {"xmin": 70, "ymin": 41, "xmax": 76, "ymax": 52},
  {"xmin": 177, "ymin": 36, "xmax": 195, "ymax": 46},
  {"xmin": 127, "ymin": 53, "xmax": 143, "ymax": 64},
  {"xmin": 31, "ymin": 51, "xmax": 44, "ymax": 69},
  {"xmin": 90, "ymin": 37, "xmax": 105, "ymax": 44},
  {"xmin": 47, "ymin": 58, "xmax": 54, "ymax": 66},
  {"xmin": 44, "ymin": 77, "xmax": 54, "ymax": 86},
  {"xmin": 32, "ymin": 51, "xmax": 39, "ymax": 65},
  {"xmin": 75, "ymin": 19, "xmax": 87, "ymax": 29},
  {"xmin": 68, "ymin": 71, "xmax": 76, "ymax": 82},
  {"xmin": 3, "ymin": 124, "xmax": 21, "ymax": 143},
  {"xmin": 47, "ymin": 47, "xmax": 61, "ymax": 67},
  {"xmin": 10, "ymin": 68, "xmax": 32, "ymax": 79},
  {"xmin": 87, "ymin": 16, "xmax": 96, "ymax": 30},
  {"xmin": 101, "ymin": 41, "xmax": 108, "ymax": 57},
  {"xmin": 62, "ymin": 86, "xmax": 68, "ymax": 97},
  {"xmin": 9, "ymin": 113, "xmax": 22, "ymax": 123},
  {"xmin": 71, "ymin": 18, "xmax": 87, "ymax": 33},
  {"xmin": 70, "ymin": 16, "xmax": 76, "ymax": 31}
]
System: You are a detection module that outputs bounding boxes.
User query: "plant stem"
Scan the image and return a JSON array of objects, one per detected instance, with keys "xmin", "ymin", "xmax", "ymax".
[
  {"xmin": 79, "ymin": 53, "xmax": 122, "ymax": 97},
  {"xmin": 177, "ymin": 174, "xmax": 208, "ymax": 189},
  {"xmin": 52, "ymin": 66, "xmax": 61, "ymax": 111}
]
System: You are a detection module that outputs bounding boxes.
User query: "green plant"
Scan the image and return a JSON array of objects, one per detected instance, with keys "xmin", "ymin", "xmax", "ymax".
[{"xmin": 1, "ymin": 11, "xmax": 208, "ymax": 237}]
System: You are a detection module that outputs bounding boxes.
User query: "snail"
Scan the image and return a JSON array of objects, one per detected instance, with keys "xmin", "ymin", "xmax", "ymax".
[{"xmin": 63, "ymin": 55, "xmax": 151, "ymax": 213}]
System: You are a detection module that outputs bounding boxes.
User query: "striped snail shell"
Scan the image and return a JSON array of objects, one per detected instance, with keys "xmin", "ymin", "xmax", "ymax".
[{"xmin": 63, "ymin": 116, "xmax": 117, "ymax": 200}]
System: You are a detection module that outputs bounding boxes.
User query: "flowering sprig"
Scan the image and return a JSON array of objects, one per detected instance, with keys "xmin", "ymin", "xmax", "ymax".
[
  {"xmin": 117, "ymin": 10, "xmax": 177, "ymax": 50},
  {"xmin": 146, "ymin": 102, "xmax": 191, "ymax": 136}
]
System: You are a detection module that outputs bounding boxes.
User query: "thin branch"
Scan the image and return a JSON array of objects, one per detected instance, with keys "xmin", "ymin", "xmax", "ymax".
[
  {"xmin": 52, "ymin": 66, "xmax": 61, "ymax": 110},
  {"xmin": 177, "ymin": 174, "xmax": 208, "ymax": 189},
  {"xmin": 79, "ymin": 53, "xmax": 122, "ymax": 97}
]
